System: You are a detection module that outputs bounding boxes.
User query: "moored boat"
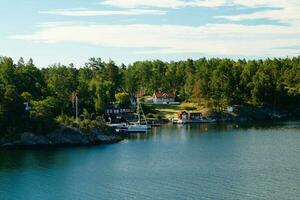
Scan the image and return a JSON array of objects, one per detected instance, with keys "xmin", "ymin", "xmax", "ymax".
[
  {"xmin": 119, "ymin": 97, "xmax": 150, "ymax": 134},
  {"xmin": 177, "ymin": 118, "xmax": 216, "ymax": 124},
  {"xmin": 119, "ymin": 123, "xmax": 148, "ymax": 133},
  {"xmin": 177, "ymin": 111, "xmax": 216, "ymax": 124}
]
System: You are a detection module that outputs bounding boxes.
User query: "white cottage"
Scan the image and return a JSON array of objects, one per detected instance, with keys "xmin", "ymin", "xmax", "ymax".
[{"xmin": 152, "ymin": 92, "xmax": 177, "ymax": 104}]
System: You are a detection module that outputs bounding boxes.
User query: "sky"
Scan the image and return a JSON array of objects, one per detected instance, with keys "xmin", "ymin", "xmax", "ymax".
[{"xmin": 0, "ymin": 0, "xmax": 300, "ymax": 67}]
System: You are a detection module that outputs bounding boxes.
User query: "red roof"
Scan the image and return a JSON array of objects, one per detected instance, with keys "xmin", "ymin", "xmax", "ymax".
[{"xmin": 154, "ymin": 92, "xmax": 176, "ymax": 98}]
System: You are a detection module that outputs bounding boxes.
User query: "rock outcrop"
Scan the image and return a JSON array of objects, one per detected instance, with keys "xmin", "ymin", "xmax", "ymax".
[{"xmin": 0, "ymin": 126, "xmax": 122, "ymax": 149}]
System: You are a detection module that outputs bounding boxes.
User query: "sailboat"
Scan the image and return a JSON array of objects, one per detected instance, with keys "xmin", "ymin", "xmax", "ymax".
[{"xmin": 119, "ymin": 97, "xmax": 150, "ymax": 133}]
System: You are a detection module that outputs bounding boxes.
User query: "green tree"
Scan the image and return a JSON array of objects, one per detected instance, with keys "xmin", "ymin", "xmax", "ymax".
[
  {"xmin": 89, "ymin": 76, "xmax": 113, "ymax": 114},
  {"xmin": 42, "ymin": 64, "xmax": 78, "ymax": 114},
  {"xmin": 115, "ymin": 92, "xmax": 131, "ymax": 106}
]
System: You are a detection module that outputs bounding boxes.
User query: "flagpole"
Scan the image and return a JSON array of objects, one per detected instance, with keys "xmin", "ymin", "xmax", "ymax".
[{"xmin": 75, "ymin": 94, "xmax": 78, "ymax": 123}]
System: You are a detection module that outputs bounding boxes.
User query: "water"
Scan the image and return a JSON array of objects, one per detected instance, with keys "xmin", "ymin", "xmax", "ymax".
[{"xmin": 1, "ymin": 122, "xmax": 300, "ymax": 200}]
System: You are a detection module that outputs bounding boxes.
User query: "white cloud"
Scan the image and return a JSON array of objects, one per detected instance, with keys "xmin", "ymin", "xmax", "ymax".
[
  {"xmin": 40, "ymin": 1, "xmax": 300, "ymax": 28},
  {"xmin": 99, "ymin": 0, "xmax": 227, "ymax": 8},
  {"xmin": 216, "ymin": 1, "xmax": 300, "ymax": 26},
  {"xmin": 99, "ymin": 0, "xmax": 300, "ymax": 26},
  {"xmin": 11, "ymin": 22, "xmax": 300, "ymax": 57},
  {"xmin": 40, "ymin": 8, "xmax": 166, "ymax": 16},
  {"xmin": 11, "ymin": 0, "xmax": 300, "ymax": 60},
  {"xmin": 98, "ymin": 0, "xmax": 293, "ymax": 9},
  {"xmin": 41, "ymin": 0, "xmax": 227, "ymax": 17}
]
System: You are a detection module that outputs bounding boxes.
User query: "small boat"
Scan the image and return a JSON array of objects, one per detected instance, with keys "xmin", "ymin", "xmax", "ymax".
[
  {"xmin": 171, "ymin": 118, "xmax": 179, "ymax": 124},
  {"xmin": 107, "ymin": 123, "xmax": 127, "ymax": 128},
  {"xmin": 177, "ymin": 117, "xmax": 216, "ymax": 124}
]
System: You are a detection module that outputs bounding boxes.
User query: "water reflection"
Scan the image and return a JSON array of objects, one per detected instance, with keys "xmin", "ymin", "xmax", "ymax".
[
  {"xmin": 0, "ymin": 146, "xmax": 112, "ymax": 172},
  {"xmin": 124, "ymin": 121, "xmax": 300, "ymax": 142},
  {"xmin": 0, "ymin": 121, "xmax": 300, "ymax": 200}
]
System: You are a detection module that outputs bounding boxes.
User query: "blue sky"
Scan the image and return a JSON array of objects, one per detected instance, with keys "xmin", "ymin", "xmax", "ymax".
[{"xmin": 0, "ymin": 0, "xmax": 300, "ymax": 67}]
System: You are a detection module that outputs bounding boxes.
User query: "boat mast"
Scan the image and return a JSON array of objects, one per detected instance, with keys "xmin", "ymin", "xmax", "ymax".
[
  {"xmin": 75, "ymin": 94, "xmax": 78, "ymax": 123},
  {"xmin": 136, "ymin": 88, "xmax": 147, "ymax": 125},
  {"xmin": 140, "ymin": 101, "xmax": 147, "ymax": 125},
  {"xmin": 137, "ymin": 96, "xmax": 141, "ymax": 124}
]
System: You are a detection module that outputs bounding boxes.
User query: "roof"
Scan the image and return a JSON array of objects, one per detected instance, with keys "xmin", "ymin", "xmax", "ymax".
[
  {"xmin": 178, "ymin": 111, "xmax": 188, "ymax": 115},
  {"xmin": 106, "ymin": 104, "xmax": 130, "ymax": 109},
  {"xmin": 154, "ymin": 92, "xmax": 176, "ymax": 98}
]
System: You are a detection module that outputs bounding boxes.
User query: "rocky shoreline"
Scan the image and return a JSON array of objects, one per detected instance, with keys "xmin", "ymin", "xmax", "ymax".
[{"xmin": 0, "ymin": 126, "xmax": 122, "ymax": 150}]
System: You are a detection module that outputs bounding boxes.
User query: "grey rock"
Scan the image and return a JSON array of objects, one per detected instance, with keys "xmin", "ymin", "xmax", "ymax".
[
  {"xmin": 1, "ymin": 126, "xmax": 122, "ymax": 149},
  {"xmin": 47, "ymin": 127, "xmax": 89, "ymax": 145},
  {"xmin": 1, "ymin": 143, "xmax": 15, "ymax": 148},
  {"xmin": 88, "ymin": 128, "xmax": 121, "ymax": 144},
  {"xmin": 20, "ymin": 132, "xmax": 49, "ymax": 146}
]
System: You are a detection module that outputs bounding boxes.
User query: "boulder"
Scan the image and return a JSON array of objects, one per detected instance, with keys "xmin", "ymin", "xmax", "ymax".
[
  {"xmin": 1, "ymin": 126, "xmax": 122, "ymax": 149},
  {"xmin": 20, "ymin": 132, "xmax": 50, "ymax": 146},
  {"xmin": 88, "ymin": 128, "xmax": 121, "ymax": 144},
  {"xmin": 47, "ymin": 127, "xmax": 89, "ymax": 145},
  {"xmin": 1, "ymin": 142, "xmax": 15, "ymax": 149}
]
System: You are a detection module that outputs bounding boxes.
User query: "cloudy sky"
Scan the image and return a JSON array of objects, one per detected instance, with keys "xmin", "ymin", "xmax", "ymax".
[{"xmin": 1, "ymin": 0, "xmax": 300, "ymax": 67}]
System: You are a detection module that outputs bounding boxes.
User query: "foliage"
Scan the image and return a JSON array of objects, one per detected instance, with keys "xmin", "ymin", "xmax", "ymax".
[
  {"xmin": 115, "ymin": 92, "xmax": 131, "ymax": 106},
  {"xmin": 141, "ymin": 103, "xmax": 157, "ymax": 115},
  {"xmin": 183, "ymin": 106, "xmax": 197, "ymax": 111},
  {"xmin": 29, "ymin": 96, "xmax": 58, "ymax": 134},
  {"xmin": 55, "ymin": 109, "xmax": 111, "ymax": 135},
  {"xmin": 1, "ymin": 55, "xmax": 300, "ymax": 138},
  {"xmin": 89, "ymin": 77, "xmax": 113, "ymax": 114}
]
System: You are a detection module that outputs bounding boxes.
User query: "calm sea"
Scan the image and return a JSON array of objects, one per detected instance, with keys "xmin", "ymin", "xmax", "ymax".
[{"xmin": 0, "ymin": 122, "xmax": 300, "ymax": 200}]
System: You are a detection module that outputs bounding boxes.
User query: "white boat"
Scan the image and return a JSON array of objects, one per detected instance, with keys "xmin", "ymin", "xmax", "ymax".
[
  {"xmin": 119, "ymin": 123, "xmax": 148, "ymax": 133},
  {"xmin": 177, "ymin": 117, "xmax": 216, "ymax": 124},
  {"xmin": 107, "ymin": 123, "xmax": 127, "ymax": 128},
  {"xmin": 172, "ymin": 118, "xmax": 179, "ymax": 124},
  {"xmin": 120, "ymin": 97, "xmax": 150, "ymax": 133}
]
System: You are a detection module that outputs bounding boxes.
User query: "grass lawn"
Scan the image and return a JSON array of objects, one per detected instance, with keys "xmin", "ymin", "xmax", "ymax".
[{"xmin": 150, "ymin": 102, "xmax": 212, "ymax": 119}]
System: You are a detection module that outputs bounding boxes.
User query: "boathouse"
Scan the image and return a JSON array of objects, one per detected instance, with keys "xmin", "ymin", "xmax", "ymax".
[{"xmin": 178, "ymin": 111, "xmax": 189, "ymax": 120}]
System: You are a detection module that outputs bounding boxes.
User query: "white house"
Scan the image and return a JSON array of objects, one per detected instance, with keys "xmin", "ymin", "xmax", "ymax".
[{"xmin": 152, "ymin": 92, "xmax": 178, "ymax": 104}]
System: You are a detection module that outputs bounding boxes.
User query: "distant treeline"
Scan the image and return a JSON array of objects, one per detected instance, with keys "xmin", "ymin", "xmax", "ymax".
[{"xmin": 0, "ymin": 56, "xmax": 300, "ymax": 137}]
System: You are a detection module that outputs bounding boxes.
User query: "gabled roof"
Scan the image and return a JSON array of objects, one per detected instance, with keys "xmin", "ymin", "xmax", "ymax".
[
  {"xmin": 106, "ymin": 104, "xmax": 131, "ymax": 109},
  {"xmin": 154, "ymin": 92, "xmax": 176, "ymax": 98},
  {"xmin": 178, "ymin": 111, "xmax": 188, "ymax": 115}
]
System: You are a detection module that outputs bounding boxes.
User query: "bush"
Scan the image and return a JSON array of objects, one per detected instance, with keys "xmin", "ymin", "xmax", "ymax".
[
  {"xmin": 115, "ymin": 92, "xmax": 131, "ymax": 106},
  {"xmin": 55, "ymin": 114, "xmax": 74, "ymax": 126},
  {"xmin": 55, "ymin": 110, "xmax": 112, "ymax": 135},
  {"xmin": 141, "ymin": 103, "xmax": 157, "ymax": 114},
  {"xmin": 146, "ymin": 113, "xmax": 155, "ymax": 118},
  {"xmin": 184, "ymin": 106, "xmax": 197, "ymax": 111}
]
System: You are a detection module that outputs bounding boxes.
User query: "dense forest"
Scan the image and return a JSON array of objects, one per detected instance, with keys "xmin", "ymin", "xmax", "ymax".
[{"xmin": 1, "ymin": 56, "xmax": 300, "ymax": 138}]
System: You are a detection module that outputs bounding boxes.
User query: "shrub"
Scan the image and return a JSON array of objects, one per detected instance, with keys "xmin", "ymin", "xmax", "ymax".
[{"xmin": 184, "ymin": 106, "xmax": 197, "ymax": 111}]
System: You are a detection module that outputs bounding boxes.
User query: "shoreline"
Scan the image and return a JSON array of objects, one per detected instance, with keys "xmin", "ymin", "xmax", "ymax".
[
  {"xmin": 0, "ymin": 126, "xmax": 123, "ymax": 150},
  {"xmin": 147, "ymin": 103, "xmax": 299, "ymax": 124},
  {"xmin": 1, "ymin": 116, "xmax": 299, "ymax": 150},
  {"xmin": 149, "ymin": 111, "xmax": 299, "ymax": 124}
]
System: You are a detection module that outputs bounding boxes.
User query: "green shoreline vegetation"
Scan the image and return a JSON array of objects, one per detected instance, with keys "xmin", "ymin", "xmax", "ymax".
[{"xmin": 1, "ymin": 56, "xmax": 300, "ymax": 141}]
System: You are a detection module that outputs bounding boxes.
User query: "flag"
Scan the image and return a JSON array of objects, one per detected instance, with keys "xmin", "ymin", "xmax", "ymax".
[{"xmin": 69, "ymin": 92, "xmax": 77, "ymax": 107}]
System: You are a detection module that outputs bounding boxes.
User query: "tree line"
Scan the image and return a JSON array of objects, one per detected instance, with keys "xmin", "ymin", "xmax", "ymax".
[{"xmin": 1, "ymin": 56, "xmax": 300, "ymax": 137}]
